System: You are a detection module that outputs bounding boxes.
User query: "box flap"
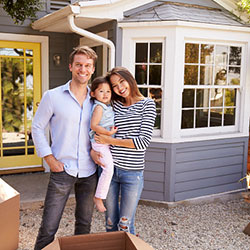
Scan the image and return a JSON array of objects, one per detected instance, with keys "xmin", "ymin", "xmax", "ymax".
[
  {"xmin": 0, "ymin": 178, "xmax": 19, "ymax": 203},
  {"xmin": 43, "ymin": 238, "xmax": 60, "ymax": 250},
  {"xmin": 59, "ymin": 232, "xmax": 125, "ymax": 250},
  {"xmin": 125, "ymin": 233, "xmax": 154, "ymax": 250},
  {"xmin": 44, "ymin": 232, "xmax": 154, "ymax": 250}
]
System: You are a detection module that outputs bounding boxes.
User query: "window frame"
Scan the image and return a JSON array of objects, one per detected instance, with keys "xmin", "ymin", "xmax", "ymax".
[
  {"xmin": 133, "ymin": 38, "xmax": 165, "ymax": 137},
  {"xmin": 181, "ymin": 40, "xmax": 245, "ymax": 137}
]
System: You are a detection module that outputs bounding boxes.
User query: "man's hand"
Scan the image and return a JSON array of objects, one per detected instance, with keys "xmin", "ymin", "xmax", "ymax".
[
  {"xmin": 90, "ymin": 149, "xmax": 104, "ymax": 167},
  {"xmin": 44, "ymin": 154, "xmax": 64, "ymax": 172}
]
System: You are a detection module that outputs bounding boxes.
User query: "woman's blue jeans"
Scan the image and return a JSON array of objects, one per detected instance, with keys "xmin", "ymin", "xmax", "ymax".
[
  {"xmin": 105, "ymin": 167, "xmax": 144, "ymax": 235},
  {"xmin": 34, "ymin": 170, "xmax": 97, "ymax": 250}
]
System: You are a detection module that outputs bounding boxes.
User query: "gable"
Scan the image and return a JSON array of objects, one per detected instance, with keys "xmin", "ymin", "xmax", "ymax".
[{"xmin": 122, "ymin": 0, "xmax": 246, "ymax": 27}]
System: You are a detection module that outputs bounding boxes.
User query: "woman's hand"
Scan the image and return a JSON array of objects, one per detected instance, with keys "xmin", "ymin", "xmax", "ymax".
[
  {"xmin": 94, "ymin": 134, "xmax": 112, "ymax": 145},
  {"xmin": 90, "ymin": 149, "xmax": 104, "ymax": 167}
]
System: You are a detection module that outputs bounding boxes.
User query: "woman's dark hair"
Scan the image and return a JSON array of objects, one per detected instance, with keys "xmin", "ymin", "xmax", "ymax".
[
  {"xmin": 106, "ymin": 67, "xmax": 143, "ymax": 103},
  {"xmin": 90, "ymin": 76, "xmax": 112, "ymax": 101}
]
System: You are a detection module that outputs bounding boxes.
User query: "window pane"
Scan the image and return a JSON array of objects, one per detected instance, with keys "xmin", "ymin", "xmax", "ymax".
[
  {"xmin": 184, "ymin": 65, "xmax": 198, "ymax": 85},
  {"xmin": 225, "ymin": 89, "xmax": 236, "ymax": 106},
  {"xmin": 182, "ymin": 89, "xmax": 194, "ymax": 108},
  {"xmin": 150, "ymin": 43, "xmax": 162, "ymax": 63},
  {"xmin": 139, "ymin": 88, "xmax": 148, "ymax": 97},
  {"xmin": 150, "ymin": 88, "xmax": 162, "ymax": 129},
  {"xmin": 0, "ymin": 48, "xmax": 24, "ymax": 56},
  {"xmin": 210, "ymin": 109, "xmax": 222, "ymax": 127},
  {"xmin": 135, "ymin": 65, "xmax": 147, "ymax": 85},
  {"xmin": 215, "ymin": 45, "xmax": 228, "ymax": 66},
  {"xmin": 196, "ymin": 89, "xmax": 209, "ymax": 108},
  {"xmin": 149, "ymin": 88, "xmax": 162, "ymax": 109},
  {"xmin": 136, "ymin": 43, "xmax": 148, "ymax": 63},
  {"xmin": 1, "ymin": 58, "xmax": 25, "ymax": 147},
  {"xmin": 150, "ymin": 89, "xmax": 161, "ymax": 129},
  {"xmin": 210, "ymin": 88, "xmax": 223, "ymax": 107},
  {"xmin": 28, "ymin": 147, "xmax": 35, "ymax": 155},
  {"xmin": 149, "ymin": 65, "xmax": 161, "ymax": 85},
  {"xmin": 185, "ymin": 43, "xmax": 199, "ymax": 63},
  {"xmin": 26, "ymin": 58, "xmax": 34, "ymax": 147},
  {"xmin": 26, "ymin": 49, "xmax": 33, "ymax": 57},
  {"xmin": 200, "ymin": 44, "xmax": 214, "ymax": 64},
  {"xmin": 228, "ymin": 67, "xmax": 240, "ymax": 85},
  {"xmin": 200, "ymin": 65, "xmax": 213, "ymax": 85},
  {"xmin": 214, "ymin": 68, "xmax": 227, "ymax": 85},
  {"xmin": 196, "ymin": 109, "xmax": 209, "ymax": 128},
  {"xmin": 229, "ymin": 46, "xmax": 241, "ymax": 65},
  {"xmin": 224, "ymin": 108, "xmax": 235, "ymax": 126},
  {"xmin": 3, "ymin": 148, "xmax": 25, "ymax": 156},
  {"xmin": 181, "ymin": 110, "xmax": 194, "ymax": 129}
]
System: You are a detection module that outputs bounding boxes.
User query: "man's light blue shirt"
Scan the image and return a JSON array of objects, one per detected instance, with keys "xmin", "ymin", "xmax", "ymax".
[{"xmin": 31, "ymin": 81, "xmax": 96, "ymax": 178}]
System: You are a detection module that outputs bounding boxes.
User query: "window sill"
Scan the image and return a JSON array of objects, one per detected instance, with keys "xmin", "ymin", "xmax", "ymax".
[{"xmin": 151, "ymin": 131, "xmax": 248, "ymax": 144}]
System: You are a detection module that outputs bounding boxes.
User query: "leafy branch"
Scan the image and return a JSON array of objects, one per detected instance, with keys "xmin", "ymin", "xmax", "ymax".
[
  {"xmin": 237, "ymin": 0, "xmax": 250, "ymax": 21},
  {"xmin": 0, "ymin": 0, "xmax": 41, "ymax": 24}
]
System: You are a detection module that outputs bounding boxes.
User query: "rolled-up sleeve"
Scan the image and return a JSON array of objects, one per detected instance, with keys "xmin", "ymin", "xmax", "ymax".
[
  {"xmin": 31, "ymin": 91, "xmax": 53, "ymax": 158},
  {"xmin": 132, "ymin": 99, "xmax": 156, "ymax": 150}
]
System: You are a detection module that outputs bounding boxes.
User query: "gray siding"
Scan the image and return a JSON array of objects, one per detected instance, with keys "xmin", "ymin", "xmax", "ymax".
[
  {"xmin": 0, "ymin": 8, "xmax": 80, "ymax": 90},
  {"xmin": 143, "ymin": 137, "xmax": 248, "ymax": 202}
]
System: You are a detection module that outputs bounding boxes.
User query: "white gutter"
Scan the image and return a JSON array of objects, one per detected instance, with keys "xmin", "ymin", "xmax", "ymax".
[{"xmin": 68, "ymin": 14, "xmax": 115, "ymax": 70}]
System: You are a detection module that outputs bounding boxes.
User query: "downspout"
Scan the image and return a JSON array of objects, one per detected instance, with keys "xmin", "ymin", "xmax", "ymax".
[{"xmin": 68, "ymin": 14, "xmax": 115, "ymax": 70}]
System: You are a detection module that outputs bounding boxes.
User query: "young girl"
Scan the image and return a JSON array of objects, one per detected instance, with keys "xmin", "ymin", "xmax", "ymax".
[{"xmin": 89, "ymin": 76, "xmax": 118, "ymax": 212}]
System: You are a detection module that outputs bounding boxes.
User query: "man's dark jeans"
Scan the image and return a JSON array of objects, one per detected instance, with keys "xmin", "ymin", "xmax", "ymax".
[{"xmin": 34, "ymin": 170, "xmax": 97, "ymax": 250}]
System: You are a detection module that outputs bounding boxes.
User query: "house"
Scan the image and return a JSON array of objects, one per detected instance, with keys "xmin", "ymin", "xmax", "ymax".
[{"xmin": 0, "ymin": 0, "xmax": 249, "ymax": 202}]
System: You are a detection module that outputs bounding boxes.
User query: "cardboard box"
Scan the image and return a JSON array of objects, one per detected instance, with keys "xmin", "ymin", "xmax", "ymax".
[
  {"xmin": 43, "ymin": 231, "xmax": 154, "ymax": 250},
  {"xmin": 0, "ymin": 178, "xmax": 20, "ymax": 250}
]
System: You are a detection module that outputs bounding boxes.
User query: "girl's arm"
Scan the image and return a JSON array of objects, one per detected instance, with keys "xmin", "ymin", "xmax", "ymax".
[{"xmin": 91, "ymin": 105, "xmax": 117, "ymax": 136}]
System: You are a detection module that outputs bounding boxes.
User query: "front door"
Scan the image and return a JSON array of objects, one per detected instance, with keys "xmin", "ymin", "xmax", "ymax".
[{"xmin": 0, "ymin": 40, "xmax": 42, "ymax": 172}]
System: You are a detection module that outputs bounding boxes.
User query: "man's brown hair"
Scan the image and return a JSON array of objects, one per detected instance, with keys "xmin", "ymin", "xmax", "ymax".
[{"xmin": 69, "ymin": 46, "xmax": 98, "ymax": 65}]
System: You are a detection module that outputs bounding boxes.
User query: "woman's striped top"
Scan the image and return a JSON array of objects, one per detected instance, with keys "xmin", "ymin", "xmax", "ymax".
[{"xmin": 111, "ymin": 98, "xmax": 156, "ymax": 171}]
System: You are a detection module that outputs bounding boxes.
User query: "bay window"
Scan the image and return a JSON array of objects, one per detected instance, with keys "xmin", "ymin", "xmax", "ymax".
[{"xmin": 182, "ymin": 42, "xmax": 242, "ymax": 130}]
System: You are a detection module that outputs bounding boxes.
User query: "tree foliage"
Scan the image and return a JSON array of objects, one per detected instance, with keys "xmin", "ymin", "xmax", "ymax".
[
  {"xmin": 0, "ymin": 0, "xmax": 41, "ymax": 24},
  {"xmin": 237, "ymin": 0, "xmax": 250, "ymax": 20}
]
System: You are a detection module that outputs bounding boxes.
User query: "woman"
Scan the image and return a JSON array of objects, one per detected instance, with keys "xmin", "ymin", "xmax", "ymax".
[{"xmin": 93, "ymin": 67, "xmax": 156, "ymax": 235}]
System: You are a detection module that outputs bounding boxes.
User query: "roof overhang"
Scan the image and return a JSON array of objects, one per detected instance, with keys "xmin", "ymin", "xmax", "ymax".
[
  {"xmin": 32, "ymin": 0, "xmax": 154, "ymax": 33},
  {"xmin": 32, "ymin": 5, "xmax": 112, "ymax": 32}
]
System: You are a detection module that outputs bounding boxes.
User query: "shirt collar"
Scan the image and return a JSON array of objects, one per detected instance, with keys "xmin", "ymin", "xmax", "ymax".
[{"xmin": 63, "ymin": 80, "xmax": 91, "ymax": 97}]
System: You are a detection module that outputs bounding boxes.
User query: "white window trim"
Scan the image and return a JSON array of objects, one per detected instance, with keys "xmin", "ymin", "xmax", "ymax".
[
  {"xmin": 120, "ymin": 23, "xmax": 250, "ymax": 143},
  {"xmin": 181, "ymin": 40, "xmax": 244, "ymax": 136}
]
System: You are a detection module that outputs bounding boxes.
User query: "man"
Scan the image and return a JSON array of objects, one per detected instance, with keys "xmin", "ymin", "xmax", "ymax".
[{"xmin": 32, "ymin": 46, "xmax": 98, "ymax": 250}]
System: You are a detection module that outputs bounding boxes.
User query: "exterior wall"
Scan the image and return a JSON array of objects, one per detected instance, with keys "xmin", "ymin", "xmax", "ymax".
[
  {"xmin": 142, "ymin": 137, "xmax": 248, "ymax": 202},
  {"xmin": 0, "ymin": 8, "xmax": 80, "ymax": 90},
  {"xmin": 87, "ymin": 20, "xmax": 119, "ymax": 70}
]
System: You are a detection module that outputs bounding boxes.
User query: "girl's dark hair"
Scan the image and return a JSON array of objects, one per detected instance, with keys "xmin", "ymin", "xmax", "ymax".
[
  {"xmin": 106, "ymin": 67, "xmax": 143, "ymax": 103},
  {"xmin": 90, "ymin": 76, "xmax": 112, "ymax": 101}
]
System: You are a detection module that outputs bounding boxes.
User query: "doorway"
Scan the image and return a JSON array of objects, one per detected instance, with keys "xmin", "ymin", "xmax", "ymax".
[{"xmin": 0, "ymin": 40, "xmax": 43, "ymax": 173}]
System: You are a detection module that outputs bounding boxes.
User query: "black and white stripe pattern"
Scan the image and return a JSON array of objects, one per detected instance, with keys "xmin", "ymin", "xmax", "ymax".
[{"xmin": 111, "ymin": 98, "xmax": 156, "ymax": 171}]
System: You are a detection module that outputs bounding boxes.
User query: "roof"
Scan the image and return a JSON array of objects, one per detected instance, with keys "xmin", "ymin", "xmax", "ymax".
[
  {"xmin": 121, "ymin": 1, "xmax": 246, "ymax": 26},
  {"xmin": 32, "ymin": 0, "xmax": 249, "ymax": 33}
]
